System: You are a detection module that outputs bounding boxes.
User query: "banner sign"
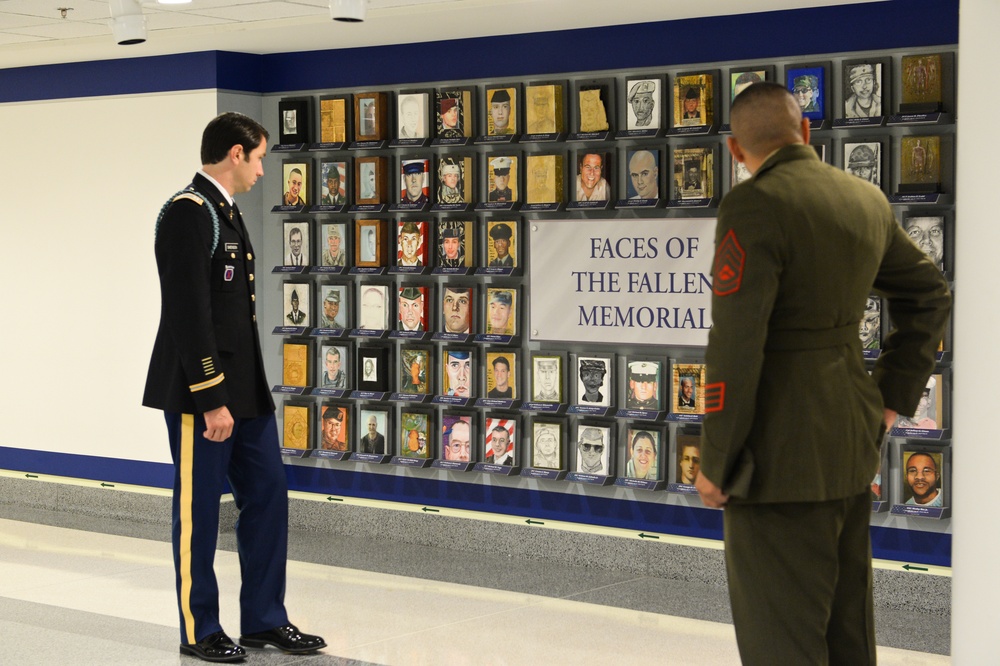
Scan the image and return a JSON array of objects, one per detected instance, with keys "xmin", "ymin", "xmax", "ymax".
[{"xmin": 529, "ymin": 218, "xmax": 716, "ymax": 346}]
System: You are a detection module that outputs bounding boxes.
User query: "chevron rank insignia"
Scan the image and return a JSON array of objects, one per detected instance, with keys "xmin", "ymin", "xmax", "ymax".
[
  {"xmin": 713, "ymin": 229, "xmax": 745, "ymax": 296},
  {"xmin": 704, "ymin": 382, "xmax": 725, "ymax": 413}
]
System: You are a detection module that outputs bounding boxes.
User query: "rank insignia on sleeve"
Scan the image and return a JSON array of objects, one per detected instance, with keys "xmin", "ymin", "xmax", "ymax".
[
  {"xmin": 704, "ymin": 382, "xmax": 725, "ymax": 413},
  {"xmin": 224, "ymin": 265, "xmax": 234, "ymax": 282},
  {"xmin": 713, "ymin": 229, "xmax": 745, "ymax": 296}
]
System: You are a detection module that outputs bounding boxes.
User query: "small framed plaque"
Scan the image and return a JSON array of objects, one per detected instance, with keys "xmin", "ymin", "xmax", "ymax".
[
  {"xmin": 355, "ymin": 156, "xmax": 388, "ymax": 205},
  {"xmin": 524, "ymin": 83, "xmax": 565, "ymax": 136},
  {"xmin": 441, "ymin": 413, "xmax": 475, "ymax": 463},
  {"xmin": 859, "ymin": 295, "xmax": 881, "ymax": 356},
  {"xmin": 395, "ymin": 220, "xmax": 428, "ymax": 268},
  {"xmin": 281, "ymin": 161, "xmax": 309, "ymax": 208},
  {"xmin": 624, "ymin": 148, "xmax": 661, "ymax": 202},
  {"xmin": 573, "ymin": 353, "xmax": 614, "ymax": 408},
  {"xmin": 671, "ymin": 146, "xmax": 715, "ymax": 203},
  {"xmin": 354, "ymin": 91, "xmax": 388, "ymax": 142},
  {"xmin": 573, "ymin": 79, "xmax": 613, "ymax": 137},
  {"xmin": 674, "ymin": 429, "xmax": 702, "ymax": 487},
  {"xmin": 485, "ymin": 287, "xmax": 518, "ymax": 337},
  {"xmin": 893, "ymin": 374, "xmax": 946, "ymax": 433},
  {"xmin": 486, "ymin": 155, "xmax": 518, "ymax": 204},
  {"xmin": 397, "ymin": 91, "xmax": 430, "ymax": 141},
  {"xmin": 358, "ymin": 406, "xmax": 390, "ymax": 455},
  {"xmin": 282, "ymin": 221, "xmax": 310, "ymax": 268},
  {"xmin": 573, "ymin": 150, "xmax": 612, "ymax": 204},
  {"xmin": 436, "ymin": 88, "xmax": 474, "ymax": 140},
  {"xmin": 397, "ymin": 284, "xmax": 430, "ymax": 333},
  {"xmin": 898, "ymin": 135, "xmax": 943, "ymax": 194},
  {"xmin": 354, "ymin": 219, "xmax": 389, "ymax": 268},
  {"xmin": 318, "ymin": 284, "xmax": 349, "ymax": 330},
  {"xmin": 436, "ymin": 155, "xmax": 473, "ymax": 205},
  {"xmin": 318, "ymin": 160, "xmax": 348, "ymax": 208},
  {"xmin": 530, "ymin": 352, "xmax": 564, "ymax": 404},
  {"xmin": 441, "ymin": 346, "xmax": 476, "ymax": 400},
  {"xmin": 785, "ymin": 63, "xmax": 829, "ymax": 125},
  {"xmin": 842, "ymin": 137, "xmax": 887, "ymax": 194},
  {"xmin": 899, "ymin": 53, "xmax": 953, "ymax": 115},
  {"xmin": 485, "ymin": 220, "xmax": 518, "ymax": 270},
  {"xmin": 672, "ymin": 72, "xmax": 716, "ymax": 131},
  {"xmin": 625, "ymin": 358, "xmax": 663, "ymax": 412},
  {"xmin": 624, "ymin": 76, "xmax": 662, "ymax": 132},
  {"xmin": 356, "ymin": 345, "xmax": 390, "ymax": 393},
  {"xmin": 898, "ymin": 447, "xmax": 947, "ymax": 510},
  {"xmin": 282, "ymin": 340, "xmax": 312, "ymax": 388},
  {"xmin": 399, "ymin": 345, "xmax": 432, "ymax": 395},
  {"xmin": 318, "ymin": 95, "xmax": 350, "ymax": 146},
  {"xmin": 838, "ymin": 58, "xmax": 889, "ymax": 124},
  {"xmin": 485, "ymin": 415, "xmax": 518, "ymax": 466},
  {"xmin": 440, "ymin": 285, "xmax": 474, "ymax": 336},
  {"xmin": 399, "ymin": 158, "xmax": 431, "ymax": 207},
  {"xmin": 671, "ymin": 362, "xmax": 706, "ymax": 417},
  {"xmin": 282, "ymin": 282, "xmax": 310, "ymax": 328},
  {"xmin": 729, "ymin": 66, "xmax": 774, "ymax": 102},
  {"xmin": 485, "ymin": 350, "xmax": 518, "ymax": 401},
  {"xmin": 574, "ymin": 423, "xmax": 613, "ymax": 477},
  {"xmin": 436, "ymin": 220, "xmax": 474, "ymax": 269},
  {"xmin": 357, "ymin": 282, "xmax": 391, "ymax": 331},
  {"xmin": 399, "ymin": 410, "xmax": 434, "ymax": 459},
  {"xmin": 486, "ymin": 86, "xmax": 518, "ymax": 136},
  {"xmin": 318, "ymin": 404, "xmax": 349, "ymax": 452},
  {"xmin": 623, "ymin": 425, "xmax": 663, "ymax": 483},
  {"xmin": 282, "ymin": 402, "xmax": 312, "ymax": 451},
  {"xmin": 902, "ymin": 213, "xmax": 946, "ymax": 272},
  {"xmin": 530, "ymin": 418, "xmax": 564, "ymax": 471},
  {"xmin": 525, "ymin": 154, "xmax": 565, "ymax": 205},
  {"xmin": 318, "ymin": 343, "xmax": 350, "ymax": 390},
  {"xmin": 278, "ymin": 98, "xmax": 311, "ymax": 145},
  {"xmin": 319, "ymin": 222, "xmax": 349, "ymax": 269},
  {"xmin": 730, "ymin": 150, "xmax": 752, "ymax": 190}
]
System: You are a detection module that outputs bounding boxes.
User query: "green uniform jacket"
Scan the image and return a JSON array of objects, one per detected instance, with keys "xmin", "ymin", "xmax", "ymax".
[{"xmin": 702, "ymin": 144, "xmax": 950, "ymax": 503}]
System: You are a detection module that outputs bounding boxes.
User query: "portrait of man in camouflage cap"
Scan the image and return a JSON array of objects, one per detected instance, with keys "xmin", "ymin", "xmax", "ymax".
[{"xmin": 787, "ymin": 67, "xmax": 824, "ymax": 119}]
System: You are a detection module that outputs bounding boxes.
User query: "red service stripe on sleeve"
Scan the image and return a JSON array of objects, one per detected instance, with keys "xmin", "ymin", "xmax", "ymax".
[
  {"xmin": 713, "ymin": 229, "xmax": 745, "ymax": 296},
  {"xmin": 704, "ymin": 382, "xmax": 725, "ymax": 413}
]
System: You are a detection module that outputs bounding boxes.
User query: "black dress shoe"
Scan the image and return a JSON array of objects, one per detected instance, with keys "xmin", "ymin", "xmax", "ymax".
[
  {"xmin": 240, "ymin": 624, "xmax": 327, "ymax": 654},
  {"xmin": 179, "ymin": 631, "xmax": 246, "ymax": 663}
]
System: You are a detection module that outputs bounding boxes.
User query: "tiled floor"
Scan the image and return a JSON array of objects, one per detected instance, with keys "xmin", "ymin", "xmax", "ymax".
[{"xmin": 0, "ymin": 514, "xmax": 949, "ymax": 665}]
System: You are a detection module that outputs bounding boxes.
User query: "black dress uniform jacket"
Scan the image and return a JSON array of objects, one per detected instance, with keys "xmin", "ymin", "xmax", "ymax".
[{"xmin": 143, "ymin": 173, "xmax": 274, "ymax": 418}]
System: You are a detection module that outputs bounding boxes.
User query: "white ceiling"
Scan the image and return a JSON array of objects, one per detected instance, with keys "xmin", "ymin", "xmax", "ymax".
[{"xmin": 0, "ymin": 0, "xmax": 882, "ymax": 70}]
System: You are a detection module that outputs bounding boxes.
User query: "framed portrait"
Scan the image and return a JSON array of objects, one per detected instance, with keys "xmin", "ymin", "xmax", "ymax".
[
  {"xmin": 672, "ymin": 146, "xmax": 715, "ymax": 200},
  {"xmin": 356, "ymin": 345, "xmax": 390, "ymax": 392},
  {"xmin": 673, "ymin": 72, "xmax": 715, "ymax": 127},
  {"xmin": 282, "ymin": 282, "xmax": 310, "ymax": 327},
  {"xmin": 574, "ymin": 353, "xmax": 613, "ymax": 407},
  {"xmin": 485, "ymin": 350, "xmax": 517, "ymax": 400},
  {"xmin": 282, "ymin": 402, "xmax": 311, "ymax": 450},
  {"xmin": 525, "ymin": 83, "xmax": 565, "ymax": 134},
  {"xmin": 486, "ymin": 155, "xmax": 518, "ymax": 203},
  {"xmin": 278, "ymin": 98, "xmax": 311, "ymax": 144},
  {"xmin": 357, "ymin": 282, "xmax": 390, "ymax": 331},
  {"xmin": 895, "ymin": 374, "xmax": 945, "ymax": 430},
  {"xmin": 575, "ymin": 423, "xmax": 612, "ymax": 476},
  {"xmin": 319, "ymin": 95, "xmax": 350, "ymax": 145},
  {"xmin": 282, "ymin": 221, "xmax": 310, "ymax": 268},
  {"xmin": 671, "ymin": 363, "xmax": 706, "ymax": 415},
  {"xmin": 354, "ymin": 218, "xmax": 388, "ymax": 268},
  {"xmin": 319, "ymin": 160, "xmax": 348, "ymax": 206},
  {"xmin": 399, "ymin": 158, "xmax": 431, "ymax": 206},
  {"xmin": 902, "ymin": 213, "xmax": 946, "ymax": 271},
  {"xmin": 399, "ymin": 345, "xmax": 432, "ymax": 394},
  {"xmin": 354, "ymin": 91, "xmax": 388, "ymax": 141},
  {"xmin": 729, "ymin": 66, "xmax": 774, "ymax": 102},
  {"xmin": 625, "ymin": 148, "xmax": 660, "ymax": 200},
  {"xmin": 525, "ymin": 154, "xmax": 564, "ymax": 204},
  {"xmin": 436, "ymin": 88, "xmax": 474, "ymax": 139},
  {"xmin": 281, "ymin": 161, "xmax": 309, "ymax": 207},
  {"xmin": 395, "ymin": 220, "xmax": 428, "ymax": 268},
  {"xmin": 282, "ymin": 340, "xmax": 311, "ymax": 388},
  {"xmin": 399, "ymin": 410, "xmax": 433, "ymax": 459},
  {"xmin": 318, "ymin": 343, "xmax": 349, "ymax": 390},
  {"xmin": 484, "ymin": 415, "xmax": 517, "ymax": 465},
  {"xmin": 842, "ymin": 138, "xmax": 886, "ymax": 192},
  {"xmin": 624, "ymin": 426, "xmax": 662, "ymax": 482},
  {"xmin": 625, "ymin": 358, "xmax": 662, "ymax": 411},
  {"xmin": 786, "ymin": 64, "xmax": 827, "ymax": 121},
  {"xmin": 397, "ymin": 284, "xmax": 429, "ymax": 333},
  {"xmin": 625, "ymin": 77, "xmax": 661, "ymax": 130},
  {"xmin": 320, "ymin": 222, "xmax": 349, "ymax": 268},
  {"xmin": 574, "ymin": 150, "xmax": 611, "ymax": 202},
  {"xmin": 486, "ymin": 86, "xmax": 517, "ymax": 136},
  {"xmin": 440, "ymin": 285, "xmax": 474, "ymax": 335},
  {"xmin": 318, "ymin": 404, "xmax": 349, "ymax": 452},
  {"xmin": 355, "ymin": 156, "xmax": 387, "ymax": 205},
  {"xmin": 436, "ymin": 220, "xmax": 474, "ymax": 268},
  {"xmin": 675, "ymin": 431, "xmax": 702, "ymax": 486},
  {"xmin": 441, "ymin": 413, "xmax": 475, "ymax": 463},
  {"xmin": 397, "ymin": 92, "xmax": 430, "ymax": 140},
  {"xmin": 358, "ymin": 406, "xmax": 390, "ymax": 455},
  {"xmin": 485, "ymin": 287, "xmax": 517, "ymax": 336},
  {"xmin": 859, "ymin": 295, "xmax": 881, "ymax": 352},
  {"xmin": 318, "ymin": 284, "xmax": 348, "ymax": 330},
  {"xmin": 441, "ymin": 346, "xmax": 475, "ymax": 399},
  {"xmin": 437, "ymin": 155, "xmax": 473, "ymax": 204},
  {"xmin": 530, "ymin": 353, "xmax": 563, "ymax": 404},
  {"xmin": 841, "ymin": 58, "xmax": 888, "ymax": 120},
  {"xmin": 486, "ymin": 220, "xmax": 517, "ymax": 269},
  {"xmin": 575, "ymin": 80, "xmax": 612, "ymax": 133},
  {"xmin": 899, "ymin": 448, "xmax": 945, "ymax": 507},
  {"xmin": 900, "ymin": 53, "xmax": 945, "ymax": 112},
  {"xmin": 531, "ymin": 419, "xmax": 563, "ymax": 470},
  {"xmin": 900, "ymin": 135, "xmax": 942, "ymax": 190}
]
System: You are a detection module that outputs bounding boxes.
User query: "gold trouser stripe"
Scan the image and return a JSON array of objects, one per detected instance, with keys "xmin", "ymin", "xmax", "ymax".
[
  {"xmin": 179, "ymin": 413, "xmax": 196, "ymax": 644},
  {"xmin": 189, "ymin": 373, "xmax": 225, "ymax": 393}
]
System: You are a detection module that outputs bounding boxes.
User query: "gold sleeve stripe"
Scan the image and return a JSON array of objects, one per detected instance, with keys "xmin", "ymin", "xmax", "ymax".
[
  {"xmin": 179, "ymin": 414, "xmax": 197, "ymax": 644},
  {"xmin": 189, "ymin": 374, "xmax": 225, "ymax": 392}
]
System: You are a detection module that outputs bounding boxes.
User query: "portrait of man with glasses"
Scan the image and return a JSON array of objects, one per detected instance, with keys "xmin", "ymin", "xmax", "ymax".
[{"xmin": 575, "ymin": 426, "xmax": 610, "ymax": 475}]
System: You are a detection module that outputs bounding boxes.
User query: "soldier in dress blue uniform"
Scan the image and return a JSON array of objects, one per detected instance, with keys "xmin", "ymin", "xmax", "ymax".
[
  {"xmin": 488, "ymin": 156, "xmax": 513, "ymax": 202},
  {"xmin": 143, "ymin": 112, "xmax": 325, "ymax": 663},
  {"xmin": 401, "ymin": 160, "xmax": 429, "ymax": 205}
]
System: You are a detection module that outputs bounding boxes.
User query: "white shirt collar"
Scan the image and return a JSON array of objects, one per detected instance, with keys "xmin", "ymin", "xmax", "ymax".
[{"xmin": 198, "ymin": 169, "xmax": 234, "ymax": 206}]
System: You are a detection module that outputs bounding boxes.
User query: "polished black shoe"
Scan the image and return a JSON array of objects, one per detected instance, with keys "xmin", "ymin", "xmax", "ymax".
[
  {"xmin": 240, "ymin": 624, "xmax": 327, "ymax": 654},
  {"xmin": 179, "ymin": 631, "xmax": 246, "ymax": 663}
]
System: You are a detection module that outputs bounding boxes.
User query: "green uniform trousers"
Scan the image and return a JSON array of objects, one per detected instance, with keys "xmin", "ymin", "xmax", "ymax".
[{"xmin": 724, "ymin": 492, "xmax": 875, "ymax": 665}]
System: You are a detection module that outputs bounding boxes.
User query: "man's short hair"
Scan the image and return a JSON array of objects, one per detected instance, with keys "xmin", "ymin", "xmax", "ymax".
[
  {"xmin": 491, "ymin": 356, "xmax": 510, "ymax": 370},
  {"xmin": 288, "ymin": 168, "xmax": 303, "ymax": 181},
  {"xmin": 289, "ymin": 227, "xmax": 302, "ymax": 239},
  {"xmin": 200, "ymin": 112, "xmax": 269, "ymax": 166},
  {"xmin": 325, "ymin": 347, "xmax": 341, "ymax": 360},
  {"xmin": 730, "ymin": 82, "xmax": 804, "ymax": 157}
]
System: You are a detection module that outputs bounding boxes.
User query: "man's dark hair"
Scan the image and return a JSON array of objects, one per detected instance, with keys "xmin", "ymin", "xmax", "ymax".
[
  {"xmin": 201, "ymin": 112, "xmax": 269, "ymax": 165},
  {"xmin": 492, "ymin": 356, "xmax": 510, "ymax": 370}
]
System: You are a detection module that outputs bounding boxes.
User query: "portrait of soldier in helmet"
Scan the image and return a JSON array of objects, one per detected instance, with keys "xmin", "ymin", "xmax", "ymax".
[{"xmin": 844, "ymin": 141, "xmax": 881, "ymax": 188}]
